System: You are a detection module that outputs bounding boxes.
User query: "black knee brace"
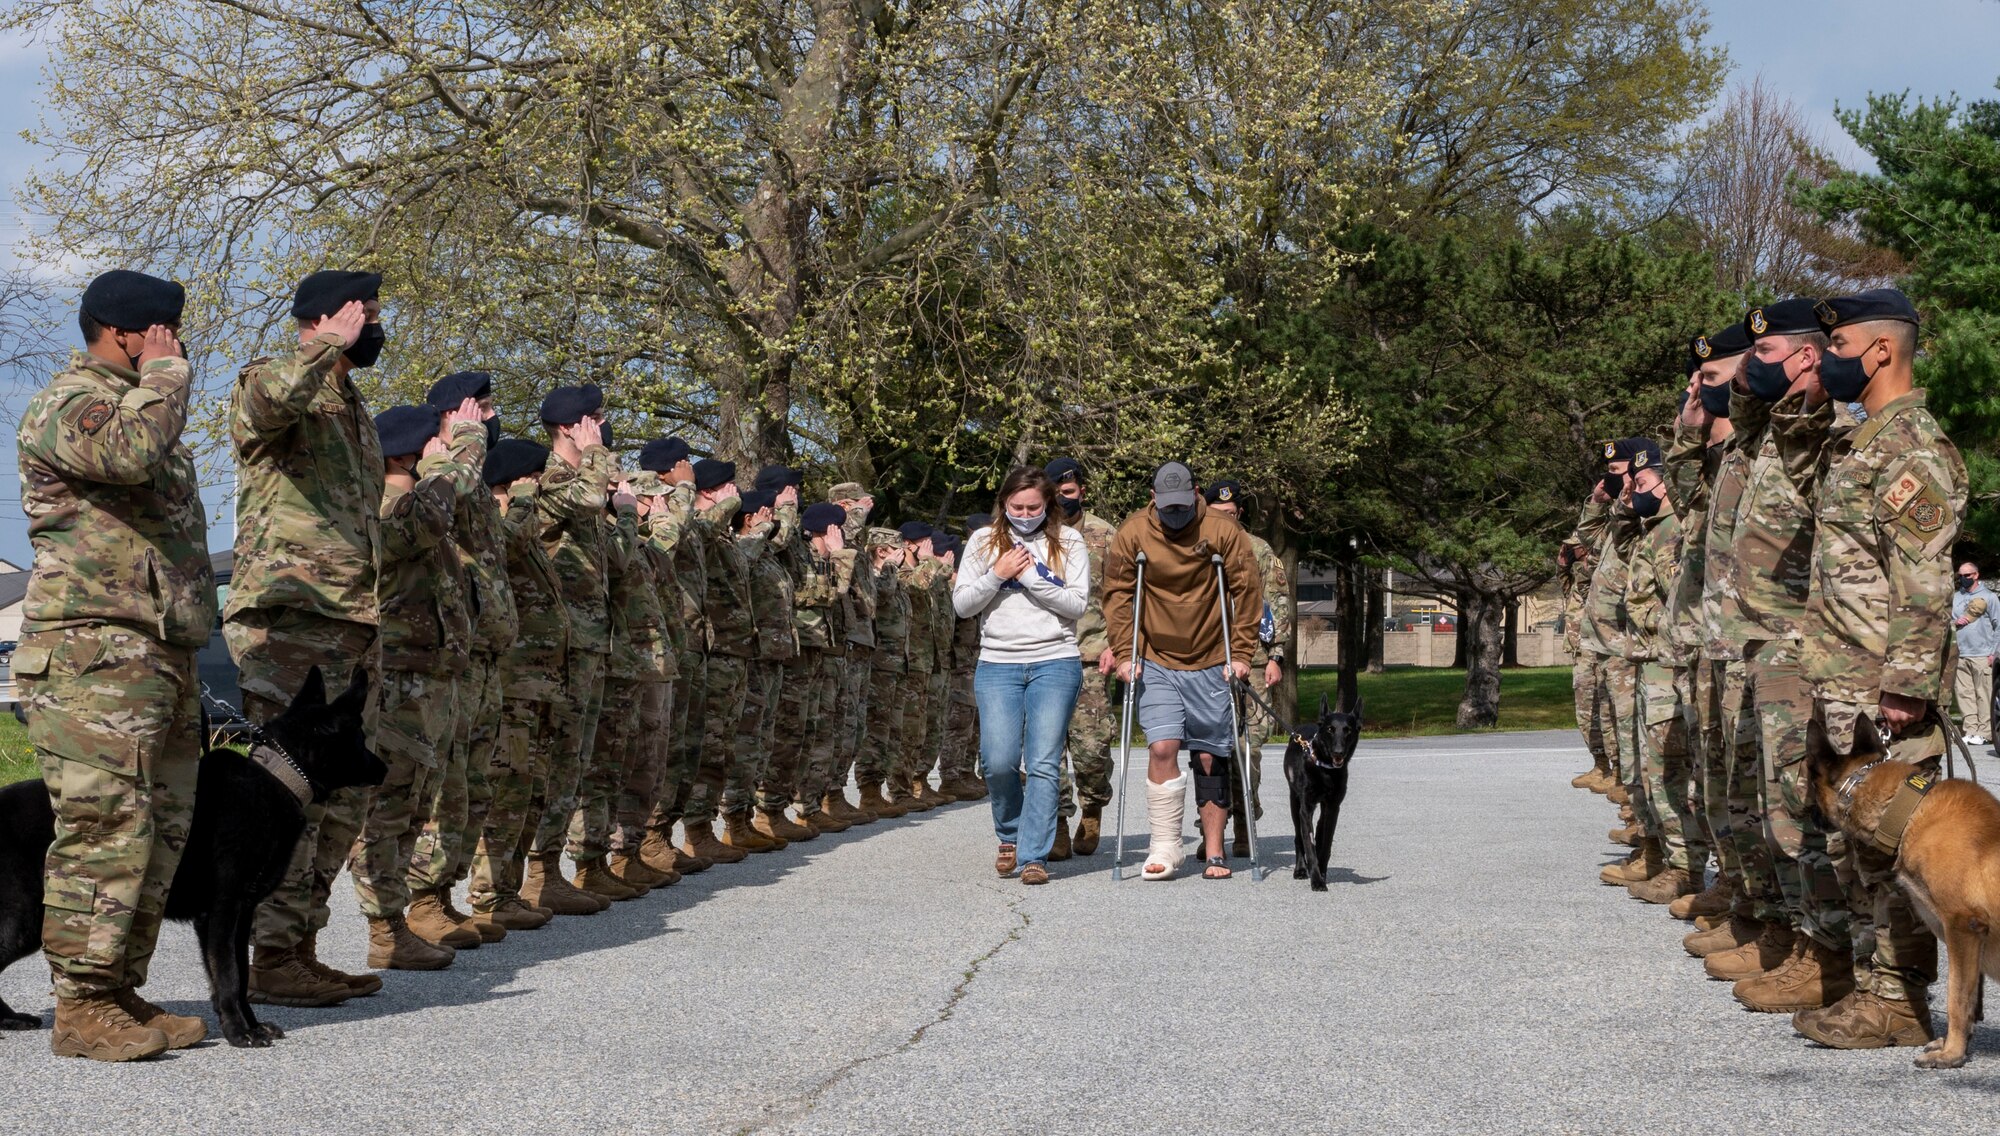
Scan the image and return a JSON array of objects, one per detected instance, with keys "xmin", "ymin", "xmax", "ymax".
[{"xmin": 1191, "ymin": 751, "xmax": 1231, "ymax": 810}]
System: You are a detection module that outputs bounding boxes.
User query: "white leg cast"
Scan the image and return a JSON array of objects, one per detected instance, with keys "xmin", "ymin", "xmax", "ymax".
[{"xmin": 1142, "ymin": 772, "xmax": 1188, "ymax": 881}]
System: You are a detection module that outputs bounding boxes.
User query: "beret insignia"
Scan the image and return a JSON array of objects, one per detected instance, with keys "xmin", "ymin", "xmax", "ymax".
[
  {"xmin": 1749, "ymin": 309, "xmax": 1768, "ymax": 335},
  {"xmin": 1218, "ymin": 487, "xmax": 1233, "ymax": 501},
  {"xmin": 1693, "ymin": 336, "xmax": 1712, "ymax": 359},
  {"xmin": 1603, "ymin": 441, "xmax": 1616, "ymax": 459},
  {"xmin": 72, "ymin": 400, "xmax": 116, "ymax": 436},
  {"xmin": 1632, "ymin": 451, "xmax": 1650, "ymax": 469}
]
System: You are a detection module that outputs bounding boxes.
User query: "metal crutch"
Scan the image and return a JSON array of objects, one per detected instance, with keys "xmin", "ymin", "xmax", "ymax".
[
  {"xmin": 1212, "ymin": 553, "xmax": 1261, "ymax": 882},
  {"xmin": 1112, "ymin": 551, "xmax": 1148, "ymax": 881}
]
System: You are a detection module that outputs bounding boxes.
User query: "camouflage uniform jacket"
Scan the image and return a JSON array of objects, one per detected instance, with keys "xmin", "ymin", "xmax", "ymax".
[
  {"xmin": 775, "ymin": 502, "xmax": 841, "ymax": 652},
  {"xmin": 898, "ymin": 558, "xmax": 941, "ymax": 675},
  {"xmin": 377, "ymin": 430, "xmax": 480, "ymax": 674},
  {"xmin": 741, "ymin": 525, "xmax": 798, "ymax": 663},
  {"xmin": 500, "ymin": 482, "xmax": 572, "ymax": 701},
  {"xmin": 16, "ymin": 352, "xmax": 215, "ymax": 648},
  {"xmin": 1701, "ymin": 392, "xmax": 1773, "ymax": 661},
  {"xmin": 703, "ymin": 499, "xmax": 759, "ymax": 659},
  {"xmin": 1072, "ymin": 510, "xmax": 1119, "ymax": 661},
  {"xmin": 1246, "ymin": 532, "xmax": 1293, "ymax": 668},
  {"xmin": 226, "ymin": 334, "xmax": 384, "ymax": 625},
  {"xmin": 872, "ymin": 562, "xmax": 911, "ymax": 674},
  {"xmin": 1802, "ymin": 390, "xmax": 1968, "ymax": 705},
  {"xmin": 1622, "ymin": 495, "xmax": 1684, "ymax": 665},
  {"xmin": 1719, "ymin": 390, "xmax": 1827, "ymax": 644},
  {"xmin": 536, "ymin": 444, "xmax": 615, "ymax": 655},
  {"xmin": 1558, "ymin": 499, "xmax": 1600, "ymax": 656},
  {"xmin": 838, "ymin": 545, "xmax": 878, "ymax": 650},
  {"xmin": 1577, "ymin": 502, "xmax": 1637, "ymax": 658},
  {"xmin": 630, "ymin": 498, "xmax": 686, "ymax": 676},
  {"xmin": 606, "ymin": 503, "xmax": 671, "ymax": 683},
  {"xmin": 647, "ymin": 482, "xmax": 708, "ymax": 654},
  {"xmin": 451, "ymin": 454, "xmax": 518, "ymax": 658},
  {"xmin": 1662, "ymin": 421, "xmax": 1721, "ymax": 662},
  {"xmin": 930, "ymin": 562, "xmax": 954, "ymax": 672}
]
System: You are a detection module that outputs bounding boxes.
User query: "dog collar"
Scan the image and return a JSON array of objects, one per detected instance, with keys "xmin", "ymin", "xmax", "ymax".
[
  {"xmin": 248, "ymin": 734, "xmax": 314, "ymax": 809},
  {"xmin": 1835, "ymin": 758, "xmax": 1889, "ymax": 814},
  {"xmin": 1871, "ymin": 770, "xmax": 1936, "ymax": 857}
]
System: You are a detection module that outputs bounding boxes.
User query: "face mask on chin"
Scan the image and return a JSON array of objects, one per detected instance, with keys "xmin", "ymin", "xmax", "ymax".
[{"xmin": 343, "ymin": 323, "xmax": 386, "ymax": 369}]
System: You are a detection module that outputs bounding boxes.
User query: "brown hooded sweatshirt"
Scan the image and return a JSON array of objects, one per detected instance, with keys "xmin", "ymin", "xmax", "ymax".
[{"xmin": 1103, "ymin": 497, "xmax": 1262, "ymax": 671}]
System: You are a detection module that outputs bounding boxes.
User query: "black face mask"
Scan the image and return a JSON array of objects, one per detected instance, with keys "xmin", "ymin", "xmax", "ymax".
[
  {"xmin": 1157, "ymin": 504, "xmax": 1196, "ymax": 532},
  {"xmin": 1819, "ymin": 346, "xmax": 1879, "ymax": 402},
  {"xmin": 1741, "ymin": 348, "xmax": 1798, "ymax": 402},
  {"xmin": 1631, "ymin": 488, "xmax": 1662, "ymax": 519},
  {"xmin": 1600, "ymin": 472, "xmax": 1624, "ymax": 498},
  {"xmin": 1960, "ymin": 575, "xmax": 1977, "ymax": 591},
  {"xmin": 1058, "ymin": 495, "xmax": 1082, "ymax": 518},
  {"xmin": 1698, "ymin": 381, "xmax": 1732, "ymax": 418},
  {"xmin": 344, "ymin": 323, "xmax": 386, "ymax": 369},
  {"xmin": 485, "ymin": 416, "xmax": 502, "ymax": 449}
]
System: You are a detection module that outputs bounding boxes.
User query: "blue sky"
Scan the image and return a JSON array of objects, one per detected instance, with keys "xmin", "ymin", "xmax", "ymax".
[{"xmin": 2, "ymin": 2, "xmax": 2000, "ymax": 572}]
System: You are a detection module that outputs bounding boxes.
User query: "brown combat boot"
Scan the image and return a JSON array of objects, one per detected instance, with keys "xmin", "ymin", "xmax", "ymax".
[
  {"xmin": 1607, "ymin": 823, "xmax": 1642, "ymax": 847},
  {"xmin": 908, "ymin": 780, "xmax": 951, "ymax": 809},
  {"xmin": 640, "ymin": 830, "xmax": 703, "ymax": 876},
  {"xmin": 574, "ymin": 857, "xmax": 644, "ymax": 899},
  {"xmin": 1628, "ymin": 866, "xmax": 1699, "ymax": 905},
  {"xmin": 407, "ymin": 889, "xmax": 484, "ymax": 948},
  {"xmin": 114, "ymin": 988, "xmax": 206, "ymax": 1050},
  {"xmin": 938, "ymin": 775, "xmax": 981, "ymax": 800},
  {"xmin": 365, "ymin": 916, "xmax": 455, "ymax": 970},
  {"xmin": 1670, "ymin": 874, "xmax": 1734, "ymax": 921},
  {"xmin": 806, "ymin": 807, "xmax": 852, "ymax": 834},
  {"xmin": 1706, "ymin": 923, "xmax": 1799, "ymax": 981},
  {"xmin": 723, "ymin": 812, "xmax": 784, "ymax": 852},
  {"xmin": 1073, "ymin": 808, "xmax": 1103, "ymax": 856},
  {"xmin": 896, "ymin": 782, "xmax": 937, "ymax": 812},
  {"xmin": 754, "ymin": 808, "xmax": 816, "ymax": 843},
  {"xmin": 522, "ymin": 850, "xmax": 608, "ymax": 914},
  {"xmin": 870, "ymin": 786, "xmax": 912, "ymax": 818},
  {"xmin": 1684, "ymin": 915, "xmax": 1764, "ymax": 959},
  {"xmin": 51, "ymin": 993, "xmax": 168, "ymax": 1062},
  {"xmin": 1735, "ymin": 936, "xmax": 1854, "ymax": 1013},
  {"xmin": 618, "ymin": 850, "xmax": 678, "ymax": 888},
  {"xmin": 683, "ymin": 819, "xmax": 748, "ymax": 864},
  {"xmin": 1606, "ymin": 783, "xmax": 1631, "ymax": 806},
  {"xmin": 441, "ymin": 891, "xmax": 507, "ymax": 943},
  {"xmin": 1793, "ymin": 989, "xmax": 1935, "ymax": 1049},
  {"xmin": 249, "ymin": 944, "xmax": 353, "ymax": 1007},
  {"xmin": 475, "ymin": 896, "xmax": 552, "ymax": 931},
  {"xmin": 1600, "ymin": 838, "xmax": 1663, "ymax": 885},
  {"xmin": 827, "ymin": 792, "xmax": 877, "ymax": 825},
  {"xmin": 299, "ymin": 930, "xmax": 382, "ymax": 995},
  {"xmin": 1049, "ymin": 820, "xmax": 1073, "ymax": 862}
]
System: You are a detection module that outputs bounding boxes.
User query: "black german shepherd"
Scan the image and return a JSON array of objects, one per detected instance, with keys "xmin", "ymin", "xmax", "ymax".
[
  {"xmin": 0, "ymin": 667, "xmax": 382, "ymax": 1047},
  {"xmin": 1286, "ymin": 691, "xmax": 1360, "ymax": 891}
]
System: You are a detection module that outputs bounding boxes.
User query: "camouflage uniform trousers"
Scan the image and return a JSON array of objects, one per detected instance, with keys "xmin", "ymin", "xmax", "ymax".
[
  {"xmin": 652, "ymin": 648, "xmax": 706, "ymax": 831},
  {"xmin": 859, "ymin": 666, "xmax": 908, "ymax": 790},
  {"xmin": 1636, "ymin": 662, "xmax": 1703, "ymax": 872},
  {"xmin": 1817, "ymin": 698, "xmax": 1941, "ymax": 1001},
  {"xmin": 1598, "ymin": 656, "xmax": 1638, "ymax": 789},
  {"xmin": 721, "ymin": 660, "xmax": 781, "ymax": 817},
  {"xmin": 566, "ymin": 677, "xmax": 639, "ymax": 864},
  {"xmin": 468, "ymin": 693, "xmax": 567, "ymax": 909},
  {"xmin": 1590, "ymin": 653, "xmax": 1625, "ymax": 783},
  {"xmin": 1713, "ymin": 659, "xmax": 1784, "ymax": 922},
  {"xmin": 351, "ymin": 668, "xmax": 457, "ymax": 919},
  {"xmin": 1572, "ymin": 658, "xmax": 1607, "ymax": 763},
  {"xmin": 683, "ymin": 652, "xmax": 750, "ymax": 825},
  {"xmin": 758, "ymin": 652, "xmax": 824, "ymax": 813},
  {"xmin": 409, "ymin": 650, "xmax": 503, "ymax": 892},
  {"xmin": 227, "ymin": 607, "xmax": 378, "ymax": 951},
  {"xmin": 1744, "ymin": 639, "xmax": 1849, "ymax": 950},
  {"xmin": 834, "ymin": 648, "xmax": 876, "ymax": 793},
  {"xmin": 18, "ymin": 626, "xmax": 200, "ymax": 999},
  {"xmin": 1230, "ymin": 666, "xmax": 1276, "ymax": 828},
  {"xmin": 1058, "ymin": 663, "xmax": 1119, "ymax": 820},
  {"xmin": 896, "ymin": 671, "xmax": 945, "ymax": 790},
  {"xmin": 768, "ymin": 651, "xmax": 843, "ymax": 816},
  {"xmin": 611, "ymin": 680, "xmax": 674, "ymax": 855},
  {"xmin": 943, "ymin": 663, "xmax": 979, "ymax": 782},
  {"xmin": 531, "ymin": 648, "xmax": 607, "ymax": 854}
]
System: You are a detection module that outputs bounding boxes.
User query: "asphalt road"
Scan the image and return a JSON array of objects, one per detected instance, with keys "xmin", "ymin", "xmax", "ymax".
[{"xmin": 4, "ymin": 729, "xmax": 1997, "ymax": 1134}]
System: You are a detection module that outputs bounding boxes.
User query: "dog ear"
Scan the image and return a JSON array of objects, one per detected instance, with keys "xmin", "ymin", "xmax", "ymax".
[
  {"xmin": 294, "ymin": 666, "xmax": 327, "ymax": 710},
  {"xmin": 1852, "ymin": 713, "xmax": 1885, "ymax": 757},
  {"xmin": 1353, "ymin": 696, "xmax": 1363, "ymax": 722},
  {"xmin": 1319, "ymin": 691, "xmax": 1331, "ymax": 719},
  {"xmin": 333, "ymin": 668, "xmax": 371, "ymax": 714}
]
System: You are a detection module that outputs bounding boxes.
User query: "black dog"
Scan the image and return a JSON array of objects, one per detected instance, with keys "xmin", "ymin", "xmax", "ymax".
[
  {"xmin": 0, "ymin": 667, "xmax": 382, "ymax": 1047},
  {"xmin": 1285, "ymin": 692, "xmax": 1359, "ymax": 891}
]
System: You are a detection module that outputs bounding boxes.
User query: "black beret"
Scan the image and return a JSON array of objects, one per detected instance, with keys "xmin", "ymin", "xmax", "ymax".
[
  {"xmin": 966, "ymin": 513, "xmax": 991, "ymax": 532},
  {"xmin": 801, "ymin": 502, "xmax": 846, "ymax": 534},
  {"xmin": 932, "ymin": 534, "xmax": 962, "ymax": 560},
  {"xmin": 81, "ymin": 270, "xmax": 185, "ymax": 330},
  {"xmin": 640, "ymin": 437, "xmax": 691, "ymax": 472},
  {"xmin": 483, "ymin": 438, "xmax": 549, "ymax": 487},
  {"xmin": 1691, "ymin": 324, "xmax": 1752, "ymax": 364},
  {"xmin": 1204, "ymin": 479, "xmax": 1245, "ymax": 505},
  {"xmin": 899, "ymin": 521, "xmax": 934, "ymax": 543},
  {"xmin": 1044, "ymin": 457, "xmax": 1085, "ymax": 484},
  {"xmin": 755, "ymin": 465, "xmax": 803, "ymax": 493},
  {"xmin": 693, "ymin": 458, "xmax": 736, "ymax": 492},
  {"xmin": 1626, "ymin": 438, "xmax": 1665, "ymax": 475},
  {"xmin": 1818, "ymin": 288, "xmax": 1919, "ymax": 331},
  {"xmin": 1603, "ymin": 437, "xmax": 1648, "ymax": 463},
  {"xmin": 1743, "ymin": 299, "xmax": 1822, "ymax": 340},
  {"xmin": 375, "ymin": 404, "xmax": 441, "ymax": 460},
  {"xmin": 732, "ymin": 489, "xmax": 774, "ymax": 527},
  {"xmin": 539, "ymin": 383, "xmax": 603, "ymax": 426},
  {"xmin": 427, "ymin": 371, "xmax": 492, "ymax": 408},
  {"xmin": 292, "ymin": 270, "xmax": 382, "ymax": 321}
]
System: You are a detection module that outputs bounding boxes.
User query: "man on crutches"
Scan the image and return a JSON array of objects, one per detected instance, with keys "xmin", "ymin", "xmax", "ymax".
[{"xmin": 1103, "ymin": 461, "xmax": 1264, "ymax": 881}]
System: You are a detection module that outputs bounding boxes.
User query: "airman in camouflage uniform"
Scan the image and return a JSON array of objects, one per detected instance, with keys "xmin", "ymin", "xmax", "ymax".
[
  {"xmin": 680, "ymin": 460, "xmax": 758, "ymax": 863},
  {"xmin": 1579, "ymin": 441, "xmax": 1640, "ymax": 883},
  {"xmin": 230, "ymin": 271, "xmax": 387, "ymax": 1009},
  {"xmin": 15, "ymin": 270, "xmax": 214, "ymax": 1059},
  {"xmin": 758, "ymin": 485, "xmax": 848, "ymax": 838},
  {"xmin": 1046, "ymin": 462, "xmax": 1118, "ymax": 857},
  {"xmin": 933, "ymin": 532, "xmax": 985, "ymax": 800},
  {"xmin": 828, "ymin": 484, "xmax": 882, "ymax": 824},
  {"xmin": 634, "ymin": 440, "xmax": 713, "ymax": 876},
  {"xmin": 1792, "ymin": 289, "xmax": 1965, "ymax": 1048},
  {"xmin": 862, "ymin": 528, "xmax": 913, "ymax": 816},
  {"xmin": 896, "ymin": 523, "xmax": 952, "ymax": 811},
  {"xmin": 1205, "ymin": 479, "xmax": 1291, "ymax": 858},
  {"xmin": 723, "ymin": 489, "xmax": 794, "ymax": 852},
  {"xmin": 1557, "ymin": 531, "xmax": 1608, "ymax": 791},
  {"xmin": 609, "ymin": 468, "xmax": 687, "ymax": 886}
]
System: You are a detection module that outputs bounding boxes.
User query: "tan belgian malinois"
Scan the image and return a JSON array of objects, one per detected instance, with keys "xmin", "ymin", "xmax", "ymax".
[{"xmin": 1807, "ymin": 717, "xmax": 2000, "ymax": 1068}]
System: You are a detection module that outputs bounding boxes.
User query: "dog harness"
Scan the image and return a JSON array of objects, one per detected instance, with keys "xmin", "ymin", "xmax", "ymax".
[
  {"xmin": 1869, "ymin": 770, "xmax": 1936, "ymax": 857},
  {"xmin": 248, "ymin": 732, "xmax": 315, "ymax": 809}
]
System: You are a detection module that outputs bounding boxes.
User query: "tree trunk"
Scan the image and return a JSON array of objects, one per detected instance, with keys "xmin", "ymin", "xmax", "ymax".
[
  {"xmin": 1503, "ymin": 598, "xmax": 1520, "ymax": 668},
  {"xmin": 1450, "ymin": 587, "xmax": 1469, "ymax": 669},
  {"xmin": 1455, "ymin": 590, "xmax": 1505, "ymax": 729},
  {"xmin": 1365, "ymin": 568, "xmax": 1386, "ymax": 674},
  {"xmin": 1336, "ymin": 558, "xmax": 1367, "ymax": 685}
]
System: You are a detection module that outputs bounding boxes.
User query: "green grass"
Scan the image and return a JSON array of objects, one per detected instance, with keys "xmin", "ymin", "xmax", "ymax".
[
  {"xmin": 1294, "ymin": 665, "xmax": 1577, "ymax": 738},
  {"xmin": 1, "ymin": 714, "xmax": 35, "ymax": 786}
]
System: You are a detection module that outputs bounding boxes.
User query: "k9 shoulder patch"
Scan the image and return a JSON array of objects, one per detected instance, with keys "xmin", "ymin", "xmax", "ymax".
[{"xmin": 70, "ymin": 400, "xmax": 115, "ymax": 436}]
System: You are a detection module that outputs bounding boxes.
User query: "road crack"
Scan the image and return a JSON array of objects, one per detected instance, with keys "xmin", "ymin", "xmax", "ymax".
[{"xmin": 736, "ymin": 884, "xmax": 1031, "ymax": 1135}]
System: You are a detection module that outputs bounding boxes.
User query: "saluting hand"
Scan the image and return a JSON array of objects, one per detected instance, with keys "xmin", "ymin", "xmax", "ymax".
[
  {"xmin": 137, "ymin": 324, "xmax": 183, "ymax": 370},
  {"xmin": 441, "ymin": 397, "xmax": 483, "ymax": 435},
  {"xmin": 306, "ymin": 301, "xmax": 369, "ymax": 349},
  {"xmin": 421, "ymin": 435, "xmax": 447, "ymax": 460},
  {"xmin": 612, "ymin": 478, "xmax": 637, "ymax": 509},
  {"xmin": 573, "ymin": 415, "xmax": 604, "ymax": 450}
]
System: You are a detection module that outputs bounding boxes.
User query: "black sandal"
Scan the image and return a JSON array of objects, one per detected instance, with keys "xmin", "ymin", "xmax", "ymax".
[{"xmin": 1203, "ymin": 856, "xmax": 1233, "ymax": 880}]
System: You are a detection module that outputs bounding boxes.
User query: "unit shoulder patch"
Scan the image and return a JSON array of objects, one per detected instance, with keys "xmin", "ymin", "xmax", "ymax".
[{"xmin": 67, "ymin": 398, "xmax": 116, "ymax": 436}]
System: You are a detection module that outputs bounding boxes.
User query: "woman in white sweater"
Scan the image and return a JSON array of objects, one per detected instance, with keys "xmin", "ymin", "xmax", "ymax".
[{"xmin": 953, "ymin": 465, "xmax": 1091, "ymax": 884}]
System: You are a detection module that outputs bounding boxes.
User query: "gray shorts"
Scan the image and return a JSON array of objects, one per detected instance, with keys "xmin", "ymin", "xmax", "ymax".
[{"xmin": 1136, "ymin": 662, "xmax": 1234, "ymax": 756}]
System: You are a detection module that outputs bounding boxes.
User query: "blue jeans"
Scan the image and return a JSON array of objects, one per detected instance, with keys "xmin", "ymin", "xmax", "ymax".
[{"xmin": 974, "ymin": 658, "xmax": 1083, "ymax": 867}]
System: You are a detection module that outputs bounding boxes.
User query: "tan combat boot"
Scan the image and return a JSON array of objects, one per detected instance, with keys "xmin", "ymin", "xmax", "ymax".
[
  {"xmin": 249, "ymin": 944, "xmax": 353, "ymax": 1007},
  {"xmin": 115, "ymin": 988, "xmax": 206, "ymax": 1050},
  {"xmin": 366, "ymin": 915, "xmax": 456, "ymax": 971},
  {"xmin": 522, "ymin": 850, "xmax": 609, "ymax": 914},
  {"xmin": 827, "ymin": 792, "xmax": 877, "ymax": 825},
  {"xmin": 1704, "ymin": 923, "xmax": 1798, "ymax": 982},
  {"xmin": 406, "ymin": 889, "xmax": 483, "ymax": 949},
  {"xmin": 938, "ymin": 775, "xmax": 981, "ymax": 801},
  {"xmin": 723, "ymin": 812, "xmax": 784, "ymax": 852},
  {"xmin": 641, "ymin": 829, "xmax": 705, "ymax": 876},
  {"xmin": 870, "ymin": 786, "xmax": 912, "ymax": 818},
  {"xmin": 299, "ymin": 930, "xmax": 383, "ymax": 995},
  {"xmin": 610, "ymin": 850, "xmax": 676, "ymax": 889},
  {"xmin": 683, "ymin": 819, "xmax": 748, "ymax": 864},
  {"xmin": 1734, "ymin": 936, "xmax": 1854, "ymax": 1013},
  {"xmin": 440, "ymin": 891, "xmax": 507, "ymax": 943},
  {"xmin": 1049, "ymin": 819, "xmax": 1073, "ymax": 862},
  {"xmin": 1684, "ymin": 914, "xmax": 1764, "ymax": 959},
  {"xmin": 1599, "ymin": 838, "xmax": 1663, "ymax": 885},
  {"xmin": 754, "ymin": 807, "xmax": 816, "ymax": 843},
  {"xmin": 1793, "ymin": 989, "xmax": 1935, "ymax": 1049},
  {"xmin": 805, "ymin": 807, "xmax": 851, "ymax": 834},
  {"xmin": 908, "ymin": 780, "xmax": 951, "ymax": 809},
  {"xmin": 1669, "ymin": 874, "xmax": 1734, "ymax": 921},
  {"xmin": 475, "ymin": 896, "xmax": 553, "ymax": 931},
  {"xmin": 574, "ymin": 857, "xmax": 644, "ymax": 899},
  {"xmin": 1628, "ymin": 866, "xmax": 1699, "ymax": 905},
  {"xmin": 1606, "ymin": 783, "xmax": 1631, "ymax": 806},
  {"xmin": 50, "ymin": 993, "xmax": 168, "ymax": 1062},
  {"xmin": 1073, "ymin": 808, "xmax": 1103, "ymax": 856},
  {"xmin": 1607, "ymin": 823, "xmax": 1642, "ymax": 847},
  {"xmin": 1571, "ymin": 765, "xmax": 1602, "ymax": 789}
]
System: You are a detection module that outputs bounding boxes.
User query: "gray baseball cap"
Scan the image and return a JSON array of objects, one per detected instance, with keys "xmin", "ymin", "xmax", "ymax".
[{"xmin": 1152, "ymin": 461, "xmax": 1198, "ymax": 508}]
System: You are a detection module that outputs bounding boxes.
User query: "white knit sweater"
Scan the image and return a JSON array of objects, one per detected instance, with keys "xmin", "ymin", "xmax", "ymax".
[{"xmin": 952, "ymin": 523, "xmax": 1090, "ymax": 664}]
